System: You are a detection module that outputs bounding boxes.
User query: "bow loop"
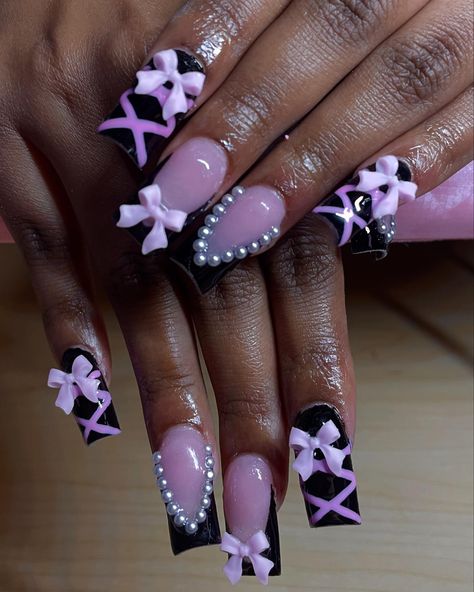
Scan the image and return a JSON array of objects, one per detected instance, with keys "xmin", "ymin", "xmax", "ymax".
[
  {"xmin": 47, "ymin": 355, "xmax": 101, "ymax": 414},
  {"xmin": 221, "ymin": 531, "xmax": 273, "ymax": 585}
]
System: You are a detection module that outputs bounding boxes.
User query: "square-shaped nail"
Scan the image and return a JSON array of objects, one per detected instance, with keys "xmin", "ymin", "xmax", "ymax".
[
  {"xmin": 152, "ymin": 425, "xmax": 221, "ymax": 554},
  {"xmin": 47, "ymin": 348, "xmax": 121, "ymax": 445},
  {"xmin": 290, "ymin": 404, "xmax": 361, "ymax": 528},
  {"xmin": 98, "ymin": 49, "xmax": 205, "ymax": 168}
]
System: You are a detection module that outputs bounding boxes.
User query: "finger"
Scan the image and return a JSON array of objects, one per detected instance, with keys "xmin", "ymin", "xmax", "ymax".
[
  {"xmin": 0, "ymin": 132, "xmax": 119, "ymax": 445},
  {"xmin": 170, "ymin": 0, "xmax": 473, "ymax": 290},
  {"xmin": 98, "ymin": 0, "xmax": 290, "ymax": 168},
  {"xmin": 114, "ymin": 0, "xmax": 428, "ymax": 259},
  {"xmin": 263, "ymin": 215, "xmax": 360, "ymax": 529},
  {"xmin": 90, "ymin": 232, "xmax": 222, "ymax": 553},
  {"xmin": 189, "ymin": 258, "xmax": 285, "ymax": 583}
]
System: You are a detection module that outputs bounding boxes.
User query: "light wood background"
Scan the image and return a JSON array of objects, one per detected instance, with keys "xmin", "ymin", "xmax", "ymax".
[{"xmin": 0, "ymin": 242, "xmax": 472, "ymax": 592}]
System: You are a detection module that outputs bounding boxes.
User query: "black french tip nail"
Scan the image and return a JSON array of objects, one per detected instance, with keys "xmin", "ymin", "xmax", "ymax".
[
  {"xmin": 61, "ymin": 348, "xmax": 121, "ymax": 446},
  {"xmin": 98, "ymin": 49, "xmax": 205, "ymax": 169},
  {"xmin": 290, "ymin": 404, "xmax": 361, "ymax": 528},
  {"xmin": 314, "ymin": 158, "xmax": 414, "ymax": 257}
]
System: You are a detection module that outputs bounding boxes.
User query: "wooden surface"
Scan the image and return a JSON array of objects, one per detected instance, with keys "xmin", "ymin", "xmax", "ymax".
[{"xmin": 0, "ymin": 243, "xmax": 472, "ymax": 592}]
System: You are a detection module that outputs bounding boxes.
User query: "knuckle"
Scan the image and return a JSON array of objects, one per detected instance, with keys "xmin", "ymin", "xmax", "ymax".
[
  {"xmin": 105, "ymin": 250, "xmax": 164, "ymax": 300},
  {"xmin": 138, "ymin": 369, "xmax": 197, "ymax": 408},
  {"xmin": 271, "ymin": 217, "xmax": 341, "ymax": 295},
  {"xmin": 10, "ymin": 216, "xmax": 72, "ymax": 265},
  {"xmin": 381, "ymin": 29, "xmax": 465, "ymax": 105},
  {"xmin": 41, "ymin": 294, "xmax": 91, "ymax": 332},
  {"xmin": 219, "ymin": 387, "xmax": 274, "ymax": 426},
  {"xmin": 315, "ymin": 0, "xmax": 391, "ymax": 44},
  {"xmin": 198, "ymin": 0, "xmax": 255, "ymax": 45}
]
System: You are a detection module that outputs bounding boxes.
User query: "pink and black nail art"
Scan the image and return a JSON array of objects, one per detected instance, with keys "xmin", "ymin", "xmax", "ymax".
[
  {"xmin": 314, "ymin": 157, "xmax": 417, "ymax": 258},
  {"xmin": 47, "ymin": 348, "xmax": 121, "ymax": 445},
  {"xmin": 290, "ymin": 404, "xmax": 361, "ymax": 528},
  {"xmin": 98, "ymin": 49, "xmax": 205, "ymax": 169}
]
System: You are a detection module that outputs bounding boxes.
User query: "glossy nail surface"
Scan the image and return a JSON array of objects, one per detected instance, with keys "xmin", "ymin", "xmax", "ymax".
[
  {"xmin": 98, "ymin": 49, "xmax": 205, "ymax": 168},
  {"xmin": 170, "ymin": 185, "xmax": 285, "ymax": 293},
  {"xmin": 290, "ymin": 404, "xmax": 361, "ymax": 528},
  {"xmin": 314, "ymin": 156, "xmax": 417, "ymax": 258},
  {"xmin": 116, "ymin": 138, "xmax": 228, "ymax": 254},
  {"xmin": 221, "ymin": 455, "xmax": 280, "ymax": 584},
  {"xmin": 47, "ymin": 348, "xmax": 121, "ymax": 445},
  {"xmin": 153, "ymin": 425, "xmax": 221, "ymax": 554}
]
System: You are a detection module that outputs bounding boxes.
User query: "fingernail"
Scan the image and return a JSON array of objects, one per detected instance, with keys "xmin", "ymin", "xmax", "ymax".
[
  {"xmin": 221, "ymin": 455, "xmax": 280, "ymax": 585},
  {"xmin": 116, "ymin": 138, "xmax": 228, "ymax": 254},
  {"xmin": 152, "ymin": 425, "xmax": 221, "ymax": 554},
  {"xmin": 169, "ymin": 185, "xmax": 285, "ymax": 293},
  {"xmin": 314, "ymin": 156, "xmax": 417, "ymax": 258},
  {"xmin": 98, "ymin": 49, "xmax": 206, "ymax": 168},
  {"xmin": 289, "ymin": 404, "xmax": 361, "ymax": 528},
  {"xmin": 47, "ymin": 348, "xmax": 121, "ymax": 445}
]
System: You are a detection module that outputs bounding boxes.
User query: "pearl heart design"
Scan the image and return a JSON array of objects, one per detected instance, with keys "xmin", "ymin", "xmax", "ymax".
[{"xmin": 152, "ymin": 446, "xmax": 215, "ymax": 535}]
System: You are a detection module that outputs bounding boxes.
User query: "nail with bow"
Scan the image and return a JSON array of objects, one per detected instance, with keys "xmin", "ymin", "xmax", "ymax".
[
  {"xmin": 47, "ymin": 349, "xmax": 121, "ymax": 445},
  {"xmin": 98, "ymin": 49, "xmax": 206, "ymax": 168},
  {"xmin": 314, "ymin": 156, "xmax": 417, "ymax": 258},
  {"xmin": 290, "ymin": 404, "xmax": 361, "ymax": 528},
  {"xmin": 221, "ymin": 455, "xmax": 281, "ymax": 585}
]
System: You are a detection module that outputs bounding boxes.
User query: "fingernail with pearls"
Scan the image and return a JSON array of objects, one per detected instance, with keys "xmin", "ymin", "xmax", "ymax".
[
  {"xmin": 116, "ymin": 138, "xmax": 228, "ymax": 255},
  {"xmin": 152, "ymin": 425, "xmax": 221, "ymax": 554},
  {"xmin": 221, "ymin": 455, "xmax": 281, "ymax": 585},
  {"xmin": 169, "ymin": 185, "xmax": 285, "ymax": 293}
]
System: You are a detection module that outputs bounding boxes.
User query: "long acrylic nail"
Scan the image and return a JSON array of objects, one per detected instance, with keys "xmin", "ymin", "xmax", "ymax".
[
  {"xmin": 289, "ymin": 404, "xmax": 361, "ymax": 528},
  {"xmin": 47, "ymin": 348, "xmax": 121, "ymax": 445},
  {"xmin": 152, "ymin": 425, "xmax": 221, "ymax": 554},
  {"xmin": 221, "ymin": 455, "xmax": 280, "ymax": 585},
  {"xmin": 169, "ymin": 185, "xmax": 285, "ymax": 293},
  {"xmin": 98, "ymin": 49, "xmax": 206, "ymax": 168},
  {"xmin": 116, "ymin": 137, "xmax": 228, "ymax": 254},
  {"xmin": 314, "ymin": 156, "xmax": 417, "ymax": 259}
]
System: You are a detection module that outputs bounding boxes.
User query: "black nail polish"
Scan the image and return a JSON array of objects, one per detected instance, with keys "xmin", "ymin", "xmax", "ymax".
[
  {"xmin": 314, "ymin": 157, "xmax": 414, "ymax": 256},
  {"xmin": 290, "ymin": 404, "xmax": 361, "ymax": 528},
  {"xmin": 98, "ymin": 49, "xmax": 205, "ymax": 169},
  {"xmin": 61, "ymin": 348, "xmax": 121, "ymax": 445}
]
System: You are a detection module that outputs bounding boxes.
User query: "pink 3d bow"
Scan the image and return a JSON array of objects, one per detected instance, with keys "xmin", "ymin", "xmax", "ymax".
[
  {"xmin": 135, "ymin": 49, "xmax": 205, "ymax": 121},
  {"xmin": 289, "ymin": 421, "xmax": 346, "ymax": 481},
  {"xmin": 221, "ymin": 531, "xmax": 274, "ymax": 586},
  {"xmin": 47, "ymin": 355, "xmax": 101, "ymax": 415},
  {"xmin": 117, "ymin": 183, "xmax": 187, "ymax": 255},
  {"xmin": 355, "ymin": 155, "xmax": 417, "ymax": 219}
]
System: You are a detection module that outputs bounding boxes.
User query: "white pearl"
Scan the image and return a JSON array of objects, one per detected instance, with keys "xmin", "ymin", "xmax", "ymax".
[
  {"xmin": 193, "ymin": 253, "xmax": 207, "ymax": 267},
  {"xmin": 193, "ymin": 239, "xmax": 207, "ymax": 252},
  {"xmin": 235, "ymin": 247, "xmax": 247, "ymax": 260},
  {"xmin": 260, "ymin": 233, "xmax": 271, "ymax": 246},
  {"xmin": 208, "ymin": 255, "xmax": 221, "ymax": 267},
  {"xmin": 157, "ymin": 477, "xmax": 167, "ymax": 490},
  {"xmin": 205, "ymin": 469, "xmax": 215, "ymax": 481},
  {"xmin": 167, "ymin": 503, "xmax": 179, "ymax": 516},
  {"xmin": 201, "ymin": 496, "xmax": 211, "ymax": 509},
  {"xmin": 204, "ymin": 445, "xmax": 213, "ymax": 454},
  {"xmin": 221, "ymin": 194, "xmax": 234, "ymax": 207},
  {"xmin": 174, "ymin": 512, "xmax": 187, "ymax": 527},
  {"xmin": 270, "ymin": 226, "xmax": 280, "ymax": 237},
  {"xmin": 152, "ymin": 452, "xmax": 162, "ymax": 464},
  {"xmin": 221, "ymin": 250, "xmax": 234, "ymax": 263},
  {"xmin": 213, "ymin": 204, "xmax": 226, "ymax": 216},
  {"xmin": 247, "ymin": 241, "xmax": 260, "ymax": 254},
  {"xmin": 196, "ymin": 509, "xmax": 207, "ymax": 523},
  {"xmin": 161, "ymin": 489, "xmax": 174, "ymax": 503},
  {"xmin": 154, "ymin": 464, "xmax": 164, "ymax": 476},
  {"xmin": 203, "ymin": 482, "xmax": 213, "ymax": 495},
  {"xmin": 198, "ymin": 226, "xmax": 212, "ymax": 239},
  {"xmin": 232, "ymin": 186, "xmax": 245, "ymax": 198},
  {"xmin": 185, "ymin": 521, "xmax": 199, "ymax": 535},
  {"xmin": 205, "ymin": 457, "xmax": 214, "ymax": 468},
  {"xmin": 205, "ymin": 214, "xmax": 218, "ymax": 227}
]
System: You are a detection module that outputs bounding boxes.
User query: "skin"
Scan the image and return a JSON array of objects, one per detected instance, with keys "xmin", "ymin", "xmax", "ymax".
[{"xmin": 0, "ymin": 0, "xmax": 472, "ymax": 524}]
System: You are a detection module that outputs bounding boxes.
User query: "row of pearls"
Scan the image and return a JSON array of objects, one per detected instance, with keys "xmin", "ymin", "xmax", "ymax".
[
  {"xmin": 192, "ymin": 186, "xmax": 280, "ymax": 268},
  {"xmin": 152, "ymin": 446, "xmax": 215, "ymax": 535}
]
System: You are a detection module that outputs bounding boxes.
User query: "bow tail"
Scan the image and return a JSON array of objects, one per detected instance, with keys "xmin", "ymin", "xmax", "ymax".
[
  {"xmin": 292, "ymin": 448, "xmax": 315, "ymax": 482},
  {"xmin": 251, "ymin": 555, "xmax": 274, "ymax": 586},
  {"xmin": 142, "ymin": 221, "xmax": 168, "ymax": 255},
  {"xmin": 55, "ymin": 384, "xmax": 76, "ymax": 415},
  {"xmin": 162, "ymin": 82, "xmax": 189, "ymax": 121},
  {"xmin": 223, "ymin": 555, "xmax": 244, "ymax": 586},
  {"xmin": 356, "ymin": 170, "xmax": 389, "ymax": 193},
  {"xmin": 76, "ymin": 377, "xmax": 100, "ymax": 403}
]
